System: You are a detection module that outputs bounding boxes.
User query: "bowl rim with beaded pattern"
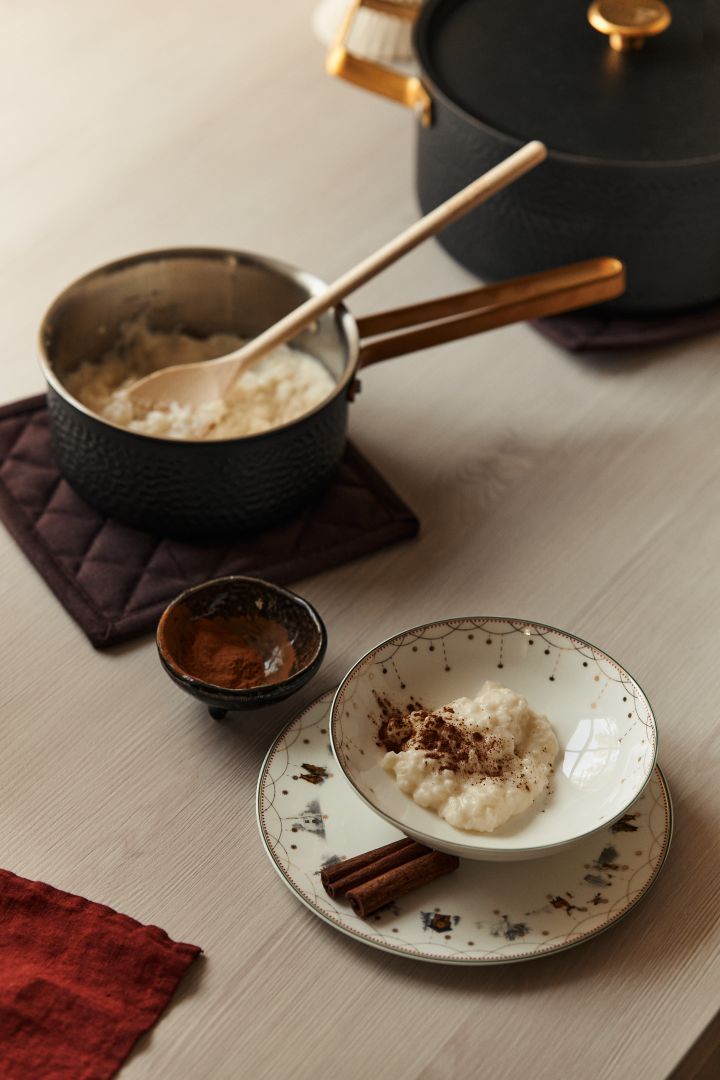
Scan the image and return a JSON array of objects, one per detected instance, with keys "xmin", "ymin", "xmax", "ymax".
[{"xmin": 329, "ymin": 616, "xmax": 659, "ymax": 860}]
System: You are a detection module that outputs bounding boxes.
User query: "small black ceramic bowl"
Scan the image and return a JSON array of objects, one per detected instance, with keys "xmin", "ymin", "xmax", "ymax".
[{"xmin": 157, "ymin": 576, "xmax": 327, "ymax": 717}]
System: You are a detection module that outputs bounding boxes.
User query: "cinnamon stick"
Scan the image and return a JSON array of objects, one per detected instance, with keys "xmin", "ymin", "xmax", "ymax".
[
  {"xmin": 347, "ymin": 851, "xmax": 460, "ymax": 918},
  {"xmin": 324, "ymin": 841, "xmax": 431, "ymax": 899},
  {"xmin": 321, "ymin": 838, "xmax": 418, "ymax": 889}
]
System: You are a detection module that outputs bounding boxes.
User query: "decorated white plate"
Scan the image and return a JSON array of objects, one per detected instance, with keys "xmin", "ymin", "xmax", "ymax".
[{"xmin": 257, "ymin": 690, "xmax": 672, "ymax": 964}]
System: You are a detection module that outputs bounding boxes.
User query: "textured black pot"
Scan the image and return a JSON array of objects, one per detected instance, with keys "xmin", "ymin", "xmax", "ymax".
[
  {"xmin": 39, "ymin": 249, "xmax": 359, "ymax": 538},
  {"xmin": 330, "ymin": 0, "xmax": 720, "ymax": 313},
  {"xmin": 44, "ymin": 383, "xmax": 349, "ymax": 537},
  {"xmin": 415, "ymin": 105, "xmax": 720, "ymax": 314}
]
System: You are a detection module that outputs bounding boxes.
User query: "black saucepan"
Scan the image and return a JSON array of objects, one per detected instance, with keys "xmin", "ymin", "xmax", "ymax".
[
  {"xmin": 39, "ymin": 248, "xmax": 623, "ymax": 537},
  {"xmin": 328, "ymin": 0, "xmax": 720, "ymax": 313}
]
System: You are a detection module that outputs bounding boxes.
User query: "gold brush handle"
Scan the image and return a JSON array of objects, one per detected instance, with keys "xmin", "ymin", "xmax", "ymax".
[{"xmin": 326, "ymin": 0, "xmax": 432, "ymax": 126}]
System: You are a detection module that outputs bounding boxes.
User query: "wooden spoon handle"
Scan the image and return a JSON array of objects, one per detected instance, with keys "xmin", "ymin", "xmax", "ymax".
[{"xmin": 209, "ymin": 140, "xmax": 547, "ymax": 389}]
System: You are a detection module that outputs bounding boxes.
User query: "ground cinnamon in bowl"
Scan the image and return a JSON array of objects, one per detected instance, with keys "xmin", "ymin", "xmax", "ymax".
[
  {"xmin": 179, "ymin": 617, "xmax": 265, "ymax": 688},
  {"xmin": 156, "ymin": 575, "xmax": 327, "ymax": 716},
  {"xmin": 178, "ymin": 614, "xmax": 296, "ymax": 689}
]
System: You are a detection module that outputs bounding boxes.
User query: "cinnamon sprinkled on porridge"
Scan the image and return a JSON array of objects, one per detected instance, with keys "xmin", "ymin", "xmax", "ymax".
[{"xmin": 379, "ymin": 682, "xmax": 558, "ymax": 833}]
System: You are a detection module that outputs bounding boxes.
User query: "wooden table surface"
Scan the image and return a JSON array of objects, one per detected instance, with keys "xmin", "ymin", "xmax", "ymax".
[{"xmin": 1, "ymin": 2, "xmax": 718, "ymax": 1077}]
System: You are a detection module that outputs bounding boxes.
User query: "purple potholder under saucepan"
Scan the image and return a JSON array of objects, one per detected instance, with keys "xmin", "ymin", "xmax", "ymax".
[
  {"xmin": 0, "ymin": 396, "xmax": 419, "ymax": 648},
  {"xmin": 534, "ymin": 299, "xmax": 720, "ymax": 351}
]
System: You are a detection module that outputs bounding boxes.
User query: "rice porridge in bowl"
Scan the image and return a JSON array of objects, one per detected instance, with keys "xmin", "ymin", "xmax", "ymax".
[
  {"xmin": 380, "ymin": 682, "xmax": 559, "ymax": 832},
  {"xmin": 330, "ymin": 618, "xmax": 658, "ymax": 861}
]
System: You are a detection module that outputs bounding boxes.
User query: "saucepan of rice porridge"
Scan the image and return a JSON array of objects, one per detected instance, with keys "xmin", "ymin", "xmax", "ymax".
[
  {"xmin": 39, "ymin": 248, "xmax": 357, "ymax": 536},
  {"xmin": 40, "ymin": 248, "xmax": 623, "ymax": 536}
]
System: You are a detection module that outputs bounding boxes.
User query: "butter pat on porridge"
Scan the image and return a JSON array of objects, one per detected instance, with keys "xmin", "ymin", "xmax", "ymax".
[
  {"xmin": 63, "ymin": 317, "xmax": 336, "ymax": 440},
  {"xmin": 379, "ymin": 681, "xmax": 559, "ymax": 833}
]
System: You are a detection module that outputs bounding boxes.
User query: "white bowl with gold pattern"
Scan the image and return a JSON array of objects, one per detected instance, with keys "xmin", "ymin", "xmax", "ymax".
[{"xmin": 330, "ymin": 618, "xmax": 658, "ymax": 861}]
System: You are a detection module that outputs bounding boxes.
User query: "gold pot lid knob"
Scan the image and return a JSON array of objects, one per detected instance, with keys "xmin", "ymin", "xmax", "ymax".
[{"xmin": 587, "ymin": 0, "xmax": 672, "ymax": 52}]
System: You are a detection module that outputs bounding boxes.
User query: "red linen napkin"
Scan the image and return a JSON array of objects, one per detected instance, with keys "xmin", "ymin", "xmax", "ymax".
[{"xmin": 0, "ymin": 869, "xmax": 201, "ymax": 1079}]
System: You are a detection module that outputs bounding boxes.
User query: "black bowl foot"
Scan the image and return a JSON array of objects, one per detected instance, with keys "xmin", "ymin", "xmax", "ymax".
[{"xmin": 209, "ymin": 706, "xmax": 228, "ymax": 720}]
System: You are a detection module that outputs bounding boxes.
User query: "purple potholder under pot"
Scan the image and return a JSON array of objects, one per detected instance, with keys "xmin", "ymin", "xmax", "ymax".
[
  {"xmin": 535, "ymin": 297, "xmax": 720, "ymax": 350},
  {"xmin": 0, "ymin": 396, "xmax": 419, "ymax": 648}
]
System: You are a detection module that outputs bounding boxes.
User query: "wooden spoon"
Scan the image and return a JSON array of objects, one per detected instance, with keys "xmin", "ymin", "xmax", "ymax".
[{"xmin": 127, "ymin": 140, "xmax": 546, "ymax": 412}]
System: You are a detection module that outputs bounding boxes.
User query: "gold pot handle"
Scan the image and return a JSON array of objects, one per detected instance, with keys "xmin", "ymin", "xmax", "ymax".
[
  {"xmin": 326, "ymin": 0, "xmax": 433, "ymax": 127},
  {"xmin": 356, "ymin": 258, "xmax": 626, "ymax": 366}
]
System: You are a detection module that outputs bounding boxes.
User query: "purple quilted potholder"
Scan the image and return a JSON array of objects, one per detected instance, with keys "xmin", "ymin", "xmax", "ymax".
[
  {"xmin": 534, "ymin": 298, "xmax": 720, "ymax": 351},
  {"xmin": 0, "ymin": 396, "xmax": 419, "ymax": 648}
]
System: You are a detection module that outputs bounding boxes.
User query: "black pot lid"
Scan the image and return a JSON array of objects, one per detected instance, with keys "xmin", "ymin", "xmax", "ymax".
[{"xmin": 416, "ymin": 0, "xmax": 720, "ymax": 163}]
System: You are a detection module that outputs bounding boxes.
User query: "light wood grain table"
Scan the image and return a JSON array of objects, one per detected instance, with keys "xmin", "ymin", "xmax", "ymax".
[{"xmin": 1, "ymin": 3, "xmax": 718, "ymax": 1078}]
